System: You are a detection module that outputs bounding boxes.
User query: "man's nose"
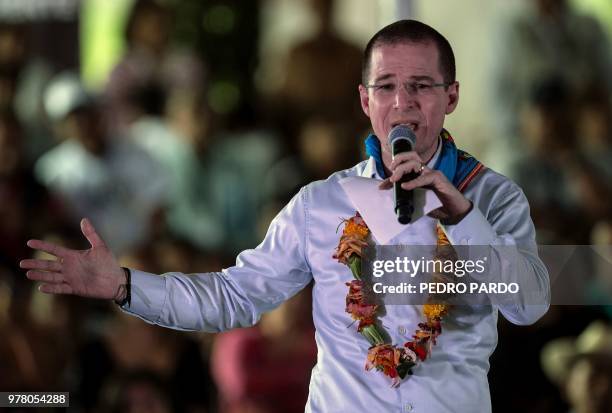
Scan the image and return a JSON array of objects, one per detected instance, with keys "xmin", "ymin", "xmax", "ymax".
[{"xmin": 393, "ymin": 84, "xmax": 417, "ymax": 109}]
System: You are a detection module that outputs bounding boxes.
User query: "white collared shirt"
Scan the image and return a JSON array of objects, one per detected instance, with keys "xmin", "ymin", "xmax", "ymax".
[{"xmin": 122, "ymin": 155, "xmax": 549, "ymax": 413}]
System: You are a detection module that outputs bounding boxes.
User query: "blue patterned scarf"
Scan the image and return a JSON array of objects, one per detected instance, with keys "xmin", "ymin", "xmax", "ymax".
[{"xmin": 364, "ymin": 129, "xmax": 484, "ymax": 192}]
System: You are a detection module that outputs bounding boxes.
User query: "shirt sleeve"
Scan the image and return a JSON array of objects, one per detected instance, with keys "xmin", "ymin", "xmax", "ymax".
[
  {"xmin": 440, "ymin": 178, "xmax": 550, "ymax": 326},
  {"xmin": 120, "ymin": 186, "xmax": 313, "ymax": 332}
]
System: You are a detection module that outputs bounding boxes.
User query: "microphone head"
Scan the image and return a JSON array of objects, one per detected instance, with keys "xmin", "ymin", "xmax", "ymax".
[{"xmin": 389, "ymin": 125, "xmax": 416, "ymax": 149}]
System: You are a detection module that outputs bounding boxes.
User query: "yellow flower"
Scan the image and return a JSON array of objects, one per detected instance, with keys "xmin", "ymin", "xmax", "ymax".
[{"xmin": 423, "ymin": 303, "xmax": 448, "ymax": 320}]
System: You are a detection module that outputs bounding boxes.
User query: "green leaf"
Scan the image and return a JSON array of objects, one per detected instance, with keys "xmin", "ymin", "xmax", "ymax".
[
  {"xmin": 361, "ymin": 325, "xmax": 385, "ymax": 345},
  {"xmin": 348, "ymin": 255, "xmax": 361, "ymax": 280}
]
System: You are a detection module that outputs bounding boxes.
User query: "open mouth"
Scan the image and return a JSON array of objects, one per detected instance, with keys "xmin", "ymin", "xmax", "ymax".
[{"xmin": 392, "ymin": 122, "xmax": 419, "ymax": 132}]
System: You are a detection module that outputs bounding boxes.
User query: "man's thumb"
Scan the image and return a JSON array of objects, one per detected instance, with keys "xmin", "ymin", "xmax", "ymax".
[{"xmin": 81, "ymin": 218, "xmax": 106, "ymax": 248}]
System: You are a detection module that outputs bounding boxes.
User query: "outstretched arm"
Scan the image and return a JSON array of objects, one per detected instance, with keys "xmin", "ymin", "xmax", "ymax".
[{"xmin": 21, "ymin": 187, "xmax": 313, "ymax": 333}]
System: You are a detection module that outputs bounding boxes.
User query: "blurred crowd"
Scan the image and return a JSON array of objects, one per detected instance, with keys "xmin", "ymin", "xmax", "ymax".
[{"xmin": 1, "ymin": 0, "xmax": 611, "ymax": 412}]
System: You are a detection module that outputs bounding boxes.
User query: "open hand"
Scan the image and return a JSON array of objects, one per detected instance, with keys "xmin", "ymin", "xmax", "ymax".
[{"xmin": 20, "ymin": 218, "xmax": 126, "ymax": 300}]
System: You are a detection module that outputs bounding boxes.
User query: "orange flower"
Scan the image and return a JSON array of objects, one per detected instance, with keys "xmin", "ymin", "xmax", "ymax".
[
  {"xmin": 423, "ymin": 303, "xmax": 448, "ymax": 320},
  {"xmin": 366, "ymin": 344, "xmax": 399, "ymax": 377},
  {"xmin": 345, "ymin": 281, "xmax": 378, "ymax": 331},
  {"xmin": 436, "ymin": 225, "xmax": 450, "ymax": 246},
  {"xmin": 343, "ymin": 216, "xmax": 369, "ymax": 239},
  {"xmin": 345, "ymin": 280, "xmax": 366, "ymax": 301},
  {"xmin": 405, "ymin": 341, "xmax": 428, "ymax": 361},
  {"xmin": 366, "ymin": 344, "xmax": 417, "ymax": 386},
  {"xmin": 334, "ymin": 237, "xmax": 368, "ymax": 264},
  {"xmin": 333, "ymin": 213, "xmax": 370, "ymax": 264}
]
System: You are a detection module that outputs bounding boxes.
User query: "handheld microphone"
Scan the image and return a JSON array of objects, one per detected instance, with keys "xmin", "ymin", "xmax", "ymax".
[{"xmin": 389, "ymin": 125, "xmax": 418, "ymax": 224}]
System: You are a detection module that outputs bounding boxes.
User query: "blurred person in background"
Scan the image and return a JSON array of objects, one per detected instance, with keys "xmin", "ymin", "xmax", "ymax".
[
  {"xmin": 0, "ymin": 113, "xmax": 75, "ymax": 393},
  {"xmin": 578, "ymin": 221, "xmax": 612, "ymax": 318},
  {"xmin": 34, "ymin": 72, "xmax": 168, "ymax": 255},
  {"xmin": 104, "ymin": 0, "xmax": 207, "ymax": 133},
  {"xmin": 566, "ymin": 353, "xmax": 612, "ymax": 413},
  {"xmin": 96, "ymin": 369, "xmax": 174, "ymax": 413},
  {"xmin": 73, "ymin": 306, "xmax": 215, "ymax": 413},
  {"xmin": 129, "ymin": 87, "xmax": 275, "ymax": 255},
  {"xmin": 0, "ymin": 109, "xmax": 45, "ymax": 261},
  {"xmin": 541, "ymin": 321, "xmax": 612, "ymax": 413},
  {"xmin": 258, "ymin": 115, "xmax": 358, "ymax": 239},
  {"xmin": 565, "ymin": 85, "xmax": 612, "ymax": 227},
  {"xmin": 211, "ymin": 286, "xmax": 316, "ymax": 413},
  {"xmin": 268, "ymin": 0, "xmax": 369, "ymax": 167},
  {"xmin": 0, "ymin": 23, "xmax": 23, "ymax": 110},
  {"xmin": 0, "ymin": 109, "xmax": 65, "ymax": 297},
  {"xmin": 0, "ymin": 22, "xmax": 54, "ymax": 164},
  {"xmin": 510, "ymin": 79, "xmax": 578, "ymax": 242},
  {"xmin": 131, "ymin": 92, "xmax": 266, "ymax": 255},
  {"xmin": 262, "ymin": 116, "xmax": 356, "ymax": 200},
  {"xmin": 272, "ymin": 0, "xmax": 365, "ymax": 143},
  {"xmin": 0, "ymin": 268, "xmax": 73, "ymax": 392},
  {"xmin": 510, "ymin": 79, "xmax": 611, "ymax": 243},
  {"xmin": 492, "ymin": 0, "xmax": 611, "ymax": 167},
  {"xmin": 108, "ymin": 0, "xmax": 270, "ymax": 254},
  {"xmin": 577, "ymin": 86, "xmax": 612, "ymax": 165}
]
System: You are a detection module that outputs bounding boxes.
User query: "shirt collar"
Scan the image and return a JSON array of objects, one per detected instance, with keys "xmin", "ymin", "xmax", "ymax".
[{"xmin": 361, "ymin": 136, "xmax": 442, "ymax": 179}]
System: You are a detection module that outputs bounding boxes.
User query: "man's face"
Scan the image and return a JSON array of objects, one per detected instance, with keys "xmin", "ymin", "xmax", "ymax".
[{"xmin": 358, "ymin": 41, "xmax": 459, "ymax": 164}]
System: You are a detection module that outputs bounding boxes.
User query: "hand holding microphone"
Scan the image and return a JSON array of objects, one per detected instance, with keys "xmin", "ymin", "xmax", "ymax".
[{"xmin": 381, "ymin": 125, "xmax": 473, "ymax": 225}]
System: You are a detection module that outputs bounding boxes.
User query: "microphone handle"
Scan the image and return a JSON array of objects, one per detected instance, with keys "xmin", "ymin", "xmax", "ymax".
[
  {"xmin": 394, "ymin": 170, "xmax": 419, "ymax": 224},
  {"xmin": 392, "ymin": 138, "xmax": 417, "ymax": 224}
]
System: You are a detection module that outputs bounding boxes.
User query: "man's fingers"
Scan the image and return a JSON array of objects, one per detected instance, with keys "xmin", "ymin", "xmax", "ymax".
[
  {"xmin": 26, "ymin": 239, "xmax": 71, "ymax": 258},
  {"xmin": 427, "ymin": 207, "xmax": 448, "ymax": 221},
  {"xmin": 378, "ymin": 178, "xmax": 393, "ymax": 190},
  {"xmin": 39, "ymin": 283, "xmax": 73, "ymax": 295},
  {"xmin": 20, "ymin": 259, "xmax": 62, "ymax": 272},
  {"xmin": 400, "ymin": 169, "xmax": 438, "ymax": 190},
  {"xmin": 81, "ymin": 218, "xmax": 106, "ymax": 248},
  {"xmin": 390, "ymin": 152, "xmax": 422, "ymax": 170},
  {"xmin": 389, "ymin": 160, "xmax": 422, "ymax": 183},
  {"xmin": 26, "ymin": 270, "xmax": 64, "ymax": 283}
]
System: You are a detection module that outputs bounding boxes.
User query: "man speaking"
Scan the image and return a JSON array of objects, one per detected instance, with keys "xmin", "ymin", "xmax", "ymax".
[{"xmin": 21, "ymin": 20, "xmax": 550, "ymax": 412}]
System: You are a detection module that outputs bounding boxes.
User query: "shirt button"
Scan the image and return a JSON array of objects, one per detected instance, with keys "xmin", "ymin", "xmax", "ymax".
[
  {"xmin": 404, "ymin": 403, "xmax": 413, "ymax": 412},
  {"xmin": 398, "ymin": 325, "xmax": 406, "ymax": 335}
]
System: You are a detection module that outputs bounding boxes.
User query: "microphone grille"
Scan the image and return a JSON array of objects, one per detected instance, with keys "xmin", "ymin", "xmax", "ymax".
[{"xmin": 389, "ymin": 125, "xmax": 416, "ymax": 147}]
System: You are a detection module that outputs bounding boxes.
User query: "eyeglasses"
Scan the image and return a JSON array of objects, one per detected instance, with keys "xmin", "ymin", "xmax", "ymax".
[{"xmin": 365, "ymin": 81, "xmax": 451, "ymax": 97}]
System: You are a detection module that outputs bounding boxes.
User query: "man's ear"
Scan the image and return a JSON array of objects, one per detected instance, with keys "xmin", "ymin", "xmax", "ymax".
[
  {"xmin": 445, "ymin": 81, "xmax": 460, "ymax": 115},
  {"xmin": 358, "ymin": 84, "xmax": 371, "ymax": 118}
]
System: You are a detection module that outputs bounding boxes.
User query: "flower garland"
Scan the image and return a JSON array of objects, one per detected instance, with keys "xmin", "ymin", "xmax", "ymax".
[{"xmin": 333, "ymin": 212, "xmax": 454, "ymax": 386}]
